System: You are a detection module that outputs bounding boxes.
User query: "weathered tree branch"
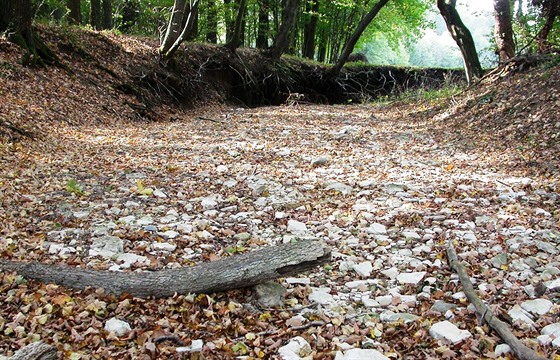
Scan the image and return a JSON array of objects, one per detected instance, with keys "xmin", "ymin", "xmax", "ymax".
[
  {"xmin": 445, "ymin": 239, "xmax": 547, "ymax": 360},
  {"xmin": 0, "ymin": 240, "xmax": 331, "ymax": 298}
]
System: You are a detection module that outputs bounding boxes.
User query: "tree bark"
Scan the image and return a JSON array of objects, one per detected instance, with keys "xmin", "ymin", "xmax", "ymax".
[
  {"xmin": 160, "ymin": 0, "xmax": 188, "ymax": 56},
  {"xmin": 206, "ymin": 0, "xmax": 218, "ymax": 43},
  {"xmin": 0, "ymin": 241, "xmax": 331, "ymax": 299},
  {"xmin": 269, "ymin": 0, "xmax": 300, "ymax": 60},
  {"xmin": 535, "ymin": 0, "xmax": 559, "ymax": 53},
  {"xmin": 0, "ymin": 0, "xmax": 59, "ymax": 66},
  {"xmin": 437, "ymin": 0, "xmax": 483, "ymax": 84},
  {"xmin": 494, "ymin": 0, "xmax": 516, "ymax": 61},
  {"xmin": 224, "ymin": 0, "xmax": 235, "ymax": 43},
  {"xmin": 256, "ymin": 0, "xmax": 270, "ymax": 48},
  {"xmin": 160, "ymin": 0, "xmax": 200, "ymax": 62},
  {"xmin": 1, "ymin": 341, "xmax": 58, "ymax": 360},
  {"xmin": 446, "ymin": 240, "xmax": 548, "ymax": 360},
  {"xmin": 90, "ymin": 0, "xmax": 101, "ymax": 29},
  {"xmin": 302, "ymin": 0, "xmax": 320, "ymax": 59},
  {"xmin": 101, "ymin": 0, "xmax": 112, "ymax": 29},
  {"xmin": 226, "ymin": 0, "xmax": 248, "ymax": 50},
  {"xmin": 67, "ymin": 0, "xmax": 81, "ymax": 24},
  {"xmin": 330, "ymin": 0, "xmax": 390, "ymax": 76}
]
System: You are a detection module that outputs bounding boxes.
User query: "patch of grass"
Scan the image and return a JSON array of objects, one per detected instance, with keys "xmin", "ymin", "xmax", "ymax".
[{"xmin": 373, "ymin": 85, "xmax": 463, "ymax": 106}]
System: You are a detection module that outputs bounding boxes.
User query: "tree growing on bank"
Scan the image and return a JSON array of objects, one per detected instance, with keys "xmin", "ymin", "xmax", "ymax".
[
  {"xmin": 0, "ymin": 0, "xmax": 59, "ymax": 66},
  {"xmin": 533, "ymin": 0, "xmax": 559, "ymax": 53},
  {"xmin": 330, "ymin": 0, "xmax": 390, "ymax": 76},
  {"xmin": 437, "ymin": 0, "xmax": 483, "ymax": 84},
  {"xmin": 494, "ymin": 0, "xmax": 516, "ymax": 61},
  {"xmin": 159, "ymin": 0, "xmax": 200, "ymax": 63}
]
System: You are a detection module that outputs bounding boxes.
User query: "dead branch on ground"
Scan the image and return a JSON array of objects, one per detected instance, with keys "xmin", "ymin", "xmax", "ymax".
[{"xmin": 445, "ymin": 239, "xmax": 547, "ymax": 360}]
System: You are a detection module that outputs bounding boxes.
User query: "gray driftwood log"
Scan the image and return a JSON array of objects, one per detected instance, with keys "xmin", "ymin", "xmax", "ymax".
[
  {"xmin": 1, "ymin": 341, "xmax": 57, "ymax": 360},
  {"xmin": 0, "ymin": 240, "xmax": 330, "ymax": 298}
]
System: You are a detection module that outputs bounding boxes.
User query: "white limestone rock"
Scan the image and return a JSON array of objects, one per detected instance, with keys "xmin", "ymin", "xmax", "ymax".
[
  {"xmin": 397, "ymin": 271, "xmax": 426, "ymax": 285},
  {"xmin": 353, "ymin": 261, "xmax": 373, "ymax": 277},
  {"xmin": 507, "ymin": 304, "xmax": 535, "ymax": 326},
  {"xmin": 176, "ymin": 339, "xmax": 204, "ymax": 353},
  {"xmin": 278, "ymin": 336, "xmax": 312, "ymax": 360},
  {"xmin": 90, "ymin": 236, "xmax": 124, "ymax": 258},
  {"xmin": 521, "ymin": 299, "xmax": 553, "ymax": 316},
  {"xmin": 334, "ymin": 348, "xmax": 389, "ymax": 360},
  {"xmin": 429, "ymin": 321, "xmax": 471, "ymax": 344},
  {"xmin": 309, "ymin": 287, "xmax": 335, "ymax": 305},
  {"xmin": 495, "ymin": 344, "xmax": 511, "ymax": 356},
  {"xmin": 287, "ymin": 220, "xmax": 308, "ymax": 234},
  {"xmin": 104, "ymin": 318, "xmax": 131, "ymax": 337}
]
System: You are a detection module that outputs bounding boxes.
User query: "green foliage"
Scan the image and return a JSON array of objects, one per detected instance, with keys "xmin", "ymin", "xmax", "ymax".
[
  {"xmin": 225, "ymin": 245, "xmax": 248, "ymax": 254},
  {"xmin": 374, "ymin": 83, "xmax": 463, "ymax": 106},
  {"xmin": 66, "ymin": 178, "xmax": 85, "ymax": 195}
]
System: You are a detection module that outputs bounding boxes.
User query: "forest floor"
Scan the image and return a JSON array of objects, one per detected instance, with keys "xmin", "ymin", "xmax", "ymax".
[{"xmin": 0, "ymin": 28, "xmax": 560, "ymax": 359}]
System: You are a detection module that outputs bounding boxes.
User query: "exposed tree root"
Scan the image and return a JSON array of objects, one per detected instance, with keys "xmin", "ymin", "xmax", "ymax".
[{"xmin": 445, "ymin": 239, "xmax": 548, "ymax": 360}]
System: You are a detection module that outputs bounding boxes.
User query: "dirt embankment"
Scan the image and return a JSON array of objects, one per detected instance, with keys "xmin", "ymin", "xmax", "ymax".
[{"xmin": 0, "ymin": 26, "xmax": 463, "ymax": 138}]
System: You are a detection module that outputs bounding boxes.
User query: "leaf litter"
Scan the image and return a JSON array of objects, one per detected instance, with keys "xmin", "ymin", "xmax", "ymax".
[{"xmin": 1, "ymin": 33, "xmax": 560, "ymax": 359}]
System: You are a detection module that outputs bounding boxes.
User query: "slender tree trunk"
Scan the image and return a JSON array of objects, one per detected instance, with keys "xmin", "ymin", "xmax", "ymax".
[
  {"xmin": 160, "ymin": 0, "xmax": 188, "ymax": 55},
  {"xmin": 269, "ymin": 0, "xmax": 300, "ymax": 59},
  {"xmin": 256, "ymin": 0, "xmax": 270, "ymax": 48},
  {"xmin": 101, "ymin": 0, "xmax": 112, "ymax": 29},
  {"xmin": 206, "ymin": 0, "xmax": 218, "ymax": 43},
  {"xmin": 90, "ymin": 0, "xmax": 101, "ymax": 29},
  {"xmin": 494, "ymin": 0, "xmax": 515, "ymax": 61},
  {"xmin": 224, "ymin": 0, "xmax": 235, "ymax": 42},
  {"xmin": 184, "ymin": 2, "xmax": 198, "ymax": 41},
  {"xmin": 437, "ymin": 0, "xmax": 483, "ymax": 84},
  {"xmin": 226, "ymin": 0, "xmax": 248, "ymax": 50},
  {"xmin": 331, "ymin": 0, "xmax": 390, "ymax": 76},
  {"xmin": 536, "ymin": 2, "xmax": 559, "ymax": 53},
  {"xmin": 302, "ymin": 0, "xmax": 319, "ymax": 59},
  {"xmin": 67, "ymin": 0, "xmax": 81, "ymax": 24},
  {"xmin": 160, "ymin": 0, "xmax": 200, "ymax": 62}
]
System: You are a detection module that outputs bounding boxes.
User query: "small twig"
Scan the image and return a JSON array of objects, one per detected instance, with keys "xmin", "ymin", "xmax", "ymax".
[
  {"xmin": 153, "ymin": 335, "xmax": 185, "ymax": 346},
  {"xmin": 196, "ymin": 116, "xmax": 224, "ymax": 123},
  {"xmin": 290, "ymin": 320, "xmax": 325, "ymax": 331},
  {"xmin": 445, "ymin": 239, "xmax": 547, "ymax": 360}
]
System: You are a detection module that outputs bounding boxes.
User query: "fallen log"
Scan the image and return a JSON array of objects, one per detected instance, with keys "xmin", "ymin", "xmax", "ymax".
[
  {"xmin": 0, "ymin": 240, "xmax": 330, "ymax": 298},
  {"xmin": 1, "ymin": 341, "xmax": 57, "ymax": 360},
  {"xmin": 445, "ymin": 239, "xmax": 547, "ymax": 360}
]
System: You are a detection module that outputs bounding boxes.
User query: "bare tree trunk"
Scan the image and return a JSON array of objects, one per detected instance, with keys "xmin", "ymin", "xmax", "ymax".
[
  {"xmin": 160, "ymin": 0, "xmax": 200, "ymax": 62},
  {"xmin": 330, "ymin": 0, "xmax": 390, "ymax": 76},
  {"xmin": 90, "ymin": 0, "xmax": 101, "ymax": 29},
  {"xmin": 226, "ymin": 0, "xmax": 248, "ymax": 50},
  {"xmin": 160, "ymin": 0, "xmax": 188, "ymax": 55},
  {"xmin": 494, "ymin": 0, "xmax": 516, "ymax": 61},
  {"xmin": 206, "ymin": 0, "xmax": 218, "ymax": 43},
  {"xmin": 302, "ymin": 0, "xmax": 319, "ymax": 59},
  {"xmin": 437, "ymin": 0, "xmax": 483, "ymax": 84},
  {"xmin": 224, "ymin": 0, "xmax": 235, "ymax": 42},
  {"xmin": 67, "ymin": 0, "xmax": 81, "ymax": 24},
  {"xmin": 0, "ymin": 241, "xmax": 331, "ymax": 298},
  {"xmin": 101, "ymin": 0, "xmax": 112, "ymax": 29},
  {"xmin": 256, "ymin": 0, "xmax": 270, "ymax": 48},
  {"xmin": 269, "ymin": 0, "xmax": 300, "ymax": 60},
  {"xmin": 536, "ymin": 1, "xmax": 559, "ymax": 53}
]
